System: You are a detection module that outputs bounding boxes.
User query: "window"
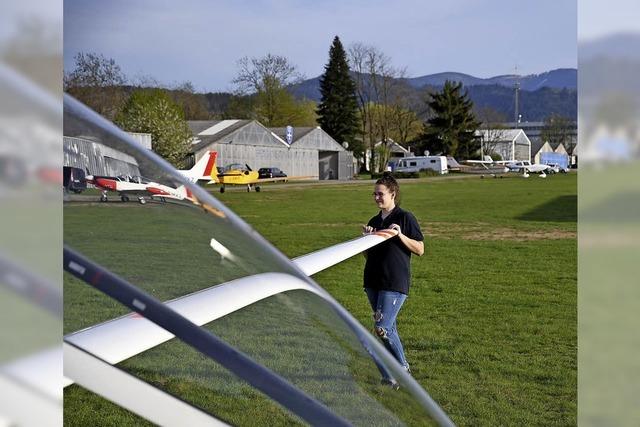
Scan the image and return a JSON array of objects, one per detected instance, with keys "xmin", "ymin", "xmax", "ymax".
[
  {"xmin": 410, "ymin": 161, "xmax": 417, "ymax": 166},
  {"xmin": 430, "ymin": 160, "xmax": 436, "ymax": 164}
]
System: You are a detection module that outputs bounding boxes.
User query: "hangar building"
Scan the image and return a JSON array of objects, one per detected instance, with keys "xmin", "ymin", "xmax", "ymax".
[
  {"xmin": 187, "ymin": 120, "xmax": 353, "ymax": 180},
  {"xmin": 270, "ymin": 126, "xmax": 354, "ymax": 180}
]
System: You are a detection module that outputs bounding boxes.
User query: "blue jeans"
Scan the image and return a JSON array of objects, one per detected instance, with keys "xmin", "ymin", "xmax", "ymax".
[{"xmin": 364, "ymin": 288, "xmax": 409, "ymax": 369}]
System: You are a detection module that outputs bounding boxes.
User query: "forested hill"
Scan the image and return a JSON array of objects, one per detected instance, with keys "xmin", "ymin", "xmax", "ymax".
[{"xmin": 288, "ymin": 68, "xmax": 577, "ymax": 121}]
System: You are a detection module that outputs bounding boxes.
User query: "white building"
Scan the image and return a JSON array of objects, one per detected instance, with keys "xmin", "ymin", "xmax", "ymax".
[{"xmin": 475, "ymin": 128, "xmax": 531, "ymax": 161}]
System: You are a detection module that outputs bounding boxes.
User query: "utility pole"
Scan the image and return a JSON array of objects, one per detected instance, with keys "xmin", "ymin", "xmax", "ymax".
[{"xmin": 514, "ymin": 65, "xmax": 520, "ymax": 128}]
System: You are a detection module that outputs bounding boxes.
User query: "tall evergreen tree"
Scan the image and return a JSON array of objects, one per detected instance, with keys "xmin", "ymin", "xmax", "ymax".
[
  {"xmin": 317, "ymin": 36, "xmax": 359, "ymax": 151},
  {"xmin": 417, "ymin": 80, "xmax": 481, "ymax": 159}
]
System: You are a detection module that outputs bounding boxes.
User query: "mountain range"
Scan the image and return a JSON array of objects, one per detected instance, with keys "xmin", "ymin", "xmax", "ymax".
[{"xmin": 289, "ymin": 68, "xmax": 577, "ymax": 122}]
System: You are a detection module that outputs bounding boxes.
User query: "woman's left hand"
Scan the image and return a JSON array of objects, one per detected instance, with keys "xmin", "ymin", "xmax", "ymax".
[{"xmin": 389, "ymin": 223, "xmax": 402, "ymax": 235}]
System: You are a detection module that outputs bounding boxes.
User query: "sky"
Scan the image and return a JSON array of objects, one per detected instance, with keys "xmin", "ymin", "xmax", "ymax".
[{"xmin": 63, "ymin": 0, "xmax": 577, "ymax": 93}]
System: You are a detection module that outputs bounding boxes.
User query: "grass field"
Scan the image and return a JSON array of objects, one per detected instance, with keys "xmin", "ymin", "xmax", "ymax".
[{"xmin": 64, "ymin": 173, "xmax": 576, "ymax": 426}]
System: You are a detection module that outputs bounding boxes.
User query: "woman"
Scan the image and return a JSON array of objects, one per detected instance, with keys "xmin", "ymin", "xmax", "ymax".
[{"xmin": 363, "ymin": 173, "xmax": 424, "ymax": 374}]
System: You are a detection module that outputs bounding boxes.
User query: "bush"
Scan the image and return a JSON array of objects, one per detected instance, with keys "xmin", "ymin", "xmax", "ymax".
[
  {"xmin": 370, "ymin": 171, "xmax": 420, "ymax": 179},
  {"xmin": 419, "ymin": 169, "xmax": 440, "ymax": 177}
]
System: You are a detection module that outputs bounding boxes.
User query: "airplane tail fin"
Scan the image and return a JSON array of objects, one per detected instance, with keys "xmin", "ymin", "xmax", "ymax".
[
  {"xmin": 208, "ymin": 152, "xmax": 219, "ymax": 184},
  {"xmin": 180, "ymin": 151, "xmax": 217, "ymax": 181},
  {"xmin": 192, "ymin": 151, "xmax": 217, "ymax": 179}
]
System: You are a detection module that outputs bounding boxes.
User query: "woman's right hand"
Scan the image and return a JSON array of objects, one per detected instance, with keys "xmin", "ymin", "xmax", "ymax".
[{"xmin": 362, "ymin": 225, "xmax": 374, "ymax": 235}]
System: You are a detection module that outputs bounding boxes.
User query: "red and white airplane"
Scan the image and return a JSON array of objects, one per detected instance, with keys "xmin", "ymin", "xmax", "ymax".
[{"xmin": 86, "ymin": 152, "xmax": 217, "ymax": 204}]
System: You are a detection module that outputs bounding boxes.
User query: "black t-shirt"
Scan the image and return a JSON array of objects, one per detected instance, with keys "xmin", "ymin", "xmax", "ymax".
[{"xmin": 363, "ymin": 206, "xmax": 424, "ymax": 295}]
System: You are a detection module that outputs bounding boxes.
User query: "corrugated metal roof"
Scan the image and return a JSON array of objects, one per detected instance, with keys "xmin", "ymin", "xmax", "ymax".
[
  {"xmin": 199, "ymin": 120, "xmax": 241, "ymax": 135},
  {"xmin": 188, "ymin": 120, "xmax": 252, "ymax": 152}
]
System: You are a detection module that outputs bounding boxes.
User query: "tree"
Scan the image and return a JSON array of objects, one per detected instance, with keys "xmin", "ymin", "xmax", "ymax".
[
  {"xmin": 476, "ymin": 106, "xmax": 508, "ymax": 160},
  {"xmin": 368, "ymin": 103, "xmax": 421, "ymax": 170},
  {"xmin": 349, "ymin": 43, "xmax": 406, "ymax": 172},
  {"xmin": 541, "ymin": 114, "xmax": 575, "ymax": 154},
  {"xmin": 317, "ymin": 36, "xmax": 359, "ymax": 151},
  {"xmin": 416, "ymin": 81, "xmax": 481, "ymax": 159},
  {"xmin": 232, "ymin": 53, "xmax": 307, "ymax": 127},
  {"xmin": 115, "ymin": 89, "xmax": 192, "ymax": 168},
  {"xmin": 167, "ymin": 81, "xmax": 210, "ymax": 120},
  {"xmin": 64, "ymin": 52, "xmax": 128, "ymax": 120}
]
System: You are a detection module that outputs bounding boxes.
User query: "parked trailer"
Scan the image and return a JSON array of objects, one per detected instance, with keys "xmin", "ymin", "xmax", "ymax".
[{"xmin": 395, "ymin": 156, "xmax": 448, "ymax": 174}]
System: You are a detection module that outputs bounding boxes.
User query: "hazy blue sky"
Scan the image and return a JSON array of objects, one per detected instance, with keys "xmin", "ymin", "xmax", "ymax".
[{"xmin": 64, "ymin": 0, "xmax": 577, "ymax": 93}]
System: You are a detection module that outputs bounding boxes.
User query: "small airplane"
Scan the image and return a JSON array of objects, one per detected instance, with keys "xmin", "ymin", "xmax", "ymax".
[
  {"xmin": 501, "ymin": 160, "xmax": 550, "ymax": 178},
  {"xmin": 85, "ymin": 173, "xmax": 154, "ymax": 203},
  {"xmin": 85, "ymin": 152, "xmax": 219, "ymax": 203},
  {"xmin": 465, "ymin": 157, "xmax": 550, "ymax": 178},
  {"xmin": 84, "ymin": 153, "xmax": 220, "ymax": 203},
  {"xmin": 210, "ymin": 159, "xmax": 305, "ymax": 193},
  {"xmin": 85, "ymin": 173, "xmax": 194, "ymax": 204}
]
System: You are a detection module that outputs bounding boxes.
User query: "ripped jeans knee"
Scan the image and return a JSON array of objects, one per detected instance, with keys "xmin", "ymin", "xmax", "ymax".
[
  {"xmin": 373, "ymin": 310, "xmax": 390, "ymax": 340},
  {"xmin": 374, "ymin": 325, "xmax": 389, "ymax": 340}
]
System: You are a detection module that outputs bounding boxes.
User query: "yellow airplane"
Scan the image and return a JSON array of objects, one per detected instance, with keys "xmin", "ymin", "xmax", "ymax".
[{"xmin": 208, "ymin": 158, "xmax": 294, "ymax": 193}]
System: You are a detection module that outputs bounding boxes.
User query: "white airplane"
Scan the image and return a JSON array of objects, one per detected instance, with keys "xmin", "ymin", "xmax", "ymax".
[
  {"xmin": 465, "ymin": 157, "xmax": 550, "ymax": 178},
  {"xmin": 501, "ymin": 160, "xmax": 550, "ymax": 178},
  {"xmin": 61, "ymin": 94, "xmax": 455, "ymax": 426}
]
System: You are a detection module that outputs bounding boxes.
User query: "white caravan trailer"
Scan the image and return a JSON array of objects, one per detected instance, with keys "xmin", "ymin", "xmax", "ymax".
[{"xmin": 395, "ymin": 156, "xmax": 448, "ymax": 174}]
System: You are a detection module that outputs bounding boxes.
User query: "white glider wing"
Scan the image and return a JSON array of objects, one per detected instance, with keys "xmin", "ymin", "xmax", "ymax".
[{"xmin": 293, "ymin": 229, "xmax": 397, "ymax": 275}]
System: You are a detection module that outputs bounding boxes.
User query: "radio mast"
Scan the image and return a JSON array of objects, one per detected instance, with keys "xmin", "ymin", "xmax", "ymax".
[{"xmin": 514, "ymin": 65, "xmax": 521, "ymax": 127}]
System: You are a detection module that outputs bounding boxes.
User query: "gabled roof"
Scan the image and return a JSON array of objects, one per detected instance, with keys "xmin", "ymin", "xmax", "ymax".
[
  {"xmin": 270, "ymin": 126, "xmax": 316, "ymax": 143},
  {"xmin": 531, "ymin": 140, "xmax": 547, "ymax": 155},
  {"xmin": 188, "ymin": 120, "xmax": 250, "ymax": 144},
  {"xmin": 531, "ymin": 141, "xmax": 570, "ymax": 155},
  {"xmin": 374, "ymin": 139, "xmax": 411, "ymax": 154},
  {"xmin": 475, "ymin": 128, "xmax": 527, "ymax": 142},
  {"xmin": 188, "ymin": 119, "xmax": 291, "ymax": 152}
]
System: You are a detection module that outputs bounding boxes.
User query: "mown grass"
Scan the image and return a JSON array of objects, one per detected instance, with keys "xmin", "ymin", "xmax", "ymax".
[{"xmin": 64, "ymin": 173, "xmax": 576, "ymax": 426}]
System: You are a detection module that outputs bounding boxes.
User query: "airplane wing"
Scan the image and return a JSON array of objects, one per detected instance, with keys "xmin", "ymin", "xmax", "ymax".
[
  {"xmin": 254, "ymin": 175, "xmax": 315, "ymax": 184},
  {"xmin": 463, "ymin": 159, "xmax": 493, "ymax": 164},
  {"xmin": 62, "ymin": 94, "xmax": 454, "ymax": 427},
  {"xmin": 293, "ymin": 230, "xmax": 397, "ymax": 275}
]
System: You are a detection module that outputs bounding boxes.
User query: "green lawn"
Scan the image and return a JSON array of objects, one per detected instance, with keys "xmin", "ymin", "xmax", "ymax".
[{"xmin": 64, "ymin": 173, "xmax": 576, "ymax": 426}]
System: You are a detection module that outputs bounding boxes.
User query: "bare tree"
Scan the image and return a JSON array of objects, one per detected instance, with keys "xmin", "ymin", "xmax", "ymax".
[
  {"xmin": 541, "ymin": 114, "xmax": 576, "ymax": 154},
  {"xmin": 232, "ymin": 54, "xmax": 302, "ymax": 93},
  {"xmin": 476, "ymin": 106, "xmax": 508, "ymax": 160},
  {"xmin": 348, "ymin": 43, "xmax": 407, "ymax": 172},
  {"xmin": 232, "ymin": 54, "xmax": 304, "ymax": 126},
  {"xmin": 64, "ymin": 52, "xmax": 128, "ymax": 120}
]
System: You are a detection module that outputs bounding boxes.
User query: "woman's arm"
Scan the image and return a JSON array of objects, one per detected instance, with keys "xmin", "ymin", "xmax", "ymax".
[{"xmin": 389, "ymin": 223, "xmax": 424, "ymax": 256}]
